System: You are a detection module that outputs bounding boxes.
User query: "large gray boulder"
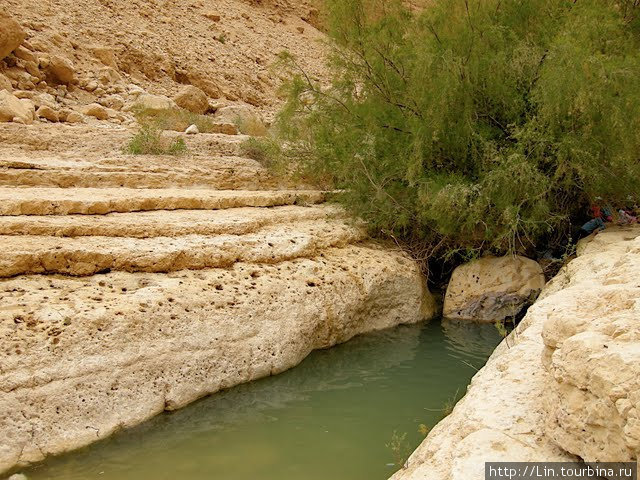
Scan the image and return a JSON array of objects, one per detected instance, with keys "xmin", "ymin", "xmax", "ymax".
[{"xmin": 443, "ymin": 255, "xmax": 545, "ymax": 323}]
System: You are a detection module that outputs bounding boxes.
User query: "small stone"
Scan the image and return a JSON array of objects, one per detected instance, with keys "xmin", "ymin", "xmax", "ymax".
[
  {"xmin": 14, "ymin": 45, "xmax": 36, "ymax": 63},
  {"xmin": 90, "ymin": 46, "xmax": 118, "ymax": 68},
  {"xmin": 80, "ymin": 103, "xmax": 109, "ymax": 120},
  {"xmin": 85, "ymin": 80, "xmax": 99, "ymax": 92},
  {"xmin": 204, "ymin": 12, "xmax": 221, "ymax": 21},
  {"xmin": 0, "ymin": 73, "xmax": 12, "ymax": 91},
  {"xmin": 47, "ymin": 55, "xmax": 75, "ymax": 84},
  {"xmin": 99, "ymin": 94, "xmax": 125, "ymax": 111},
  {"xmin": 185, "ymin": 124, "xmax": 199, "ymax": 135},
  {"xmin": 23, "ymin": 60, "xmax": 41, "ymax": 78},
  {"xmin": 297, "ymin": 26, "xmax": 305, "ymax": 34},
  {"xmin": 37, "ymin": 105, "xmax": 59, "ymax": 122},
  {"xmin": 65, "ymin": 111, "xmax": 83, "ymax": 123}
]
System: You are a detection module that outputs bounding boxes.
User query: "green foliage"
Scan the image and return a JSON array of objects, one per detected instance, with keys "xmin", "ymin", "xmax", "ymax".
[
  {"xmin": 275, "ymin": 0, "xmax": 640, "ymax": 266},
  {"xmin": 386, "ymin": 431, "xmax": 411, "ymax": 469},
  {"xmin": 125, "ymin": 125, "xmax": 187, "ymax": 155},
  {"xmin": 241, "ymin": 137, "xmax": 281, "ymax": 169}
]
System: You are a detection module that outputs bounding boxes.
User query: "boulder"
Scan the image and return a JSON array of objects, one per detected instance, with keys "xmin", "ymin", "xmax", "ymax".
[
  {"xmin": 0, "ymin": 14, "xmax": 25, "ymax": 60},
  {"xmin": 0, "ymin": 73, "xmax": 12, "ymax": 92},
  {"xmin": 47, "ymin": 55, "xmax": 75, "ymax": 84},
  {"xmin": 36, "ymin": 105, "xmax": 59, "ymax": 122},
  {"xmin": 133, "ymin": 93, "xmax": 176, "ymax": 112},
  {"xmin": 13, "ymin": 46, "xmax": 36, "ymax": 63},
  {"xmin": 443, "ymin": 255, "xmax": 545, "ymax": 323},
  {"xmin": 0, "ymin": 90, "xmax": 34, "ymax": 124},
  {"xmin": 173, "ymin": 85, "xmax": 208, "ymax": 114},
  {"xmin": 99, "ymin": 94, "xmax": 125, "ymax": 111},
  {"xmin": 65, "ymin": 111, "xmax": 84, "ymax": 123},
  {"xmin": 214, "ymin": 105, "xmax": 267, "ymax": 136},
  {"xmin": 89, "ymin": 46, "xmax": 118, "ymax": 68},
  {"xmin": 80, "ymin": 103, "xmax": 109, "ymax": 120}
]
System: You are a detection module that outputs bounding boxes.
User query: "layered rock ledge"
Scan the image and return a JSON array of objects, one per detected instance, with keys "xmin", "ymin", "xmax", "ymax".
[
  {"xmin": 0, "ymin": 124, "xmax": 436, "ymax": 475},
  {"xmin": 392, "ymin": 226, "xmax": 640, "ymax": 480}
]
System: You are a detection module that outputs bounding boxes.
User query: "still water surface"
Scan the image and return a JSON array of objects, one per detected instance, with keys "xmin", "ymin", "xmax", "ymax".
[{"xmin": 26, "ymin": 320, "xmax": 501, "ymax": 480}]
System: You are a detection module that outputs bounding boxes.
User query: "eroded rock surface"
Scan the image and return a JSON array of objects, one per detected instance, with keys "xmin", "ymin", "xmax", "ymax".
[
  {"xmin": 443, "ymin": 255, "xmax": 545, "ymax": 323},
  {"xmin": 392, "ymin": 226, "xmax": 640, "ymax": 480},
  {"xmin": 0, "ymin": 122, "xmax": 436, "ymax": 475}
]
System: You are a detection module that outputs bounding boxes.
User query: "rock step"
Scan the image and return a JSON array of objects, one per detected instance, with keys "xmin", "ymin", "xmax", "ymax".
[
  {"xmin": 0, "ymin": 125, "xmax": 250, "ymax": 158},
  {"xmin": 0, "ymin": 220, "xmax": 366, "ymax": 277},
  {"xmin": 0, "ymin": 205, "xmax": 342, "ymax": 238},
  {"xmin": 0, "ymin": 156, "xmax": 285, "ymax": 190},
  {"xmin": 0, "ymin": 188, "xmax": 326, "ymax": 216}
]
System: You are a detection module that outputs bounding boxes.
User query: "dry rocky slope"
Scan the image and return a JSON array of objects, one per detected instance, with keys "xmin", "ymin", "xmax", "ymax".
[
  {"xmin": 0, "ymin": 121, "xmax": 436, "ymax": 474},
  {"xmin": 391, "ymin": 226, "xmax": 640, "ymax": 480}
]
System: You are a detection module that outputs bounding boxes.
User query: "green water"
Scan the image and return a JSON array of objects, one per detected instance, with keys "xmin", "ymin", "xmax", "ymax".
[{"xmin": 25, "ymin": 320, "xmax": 502, "ymax": 480}]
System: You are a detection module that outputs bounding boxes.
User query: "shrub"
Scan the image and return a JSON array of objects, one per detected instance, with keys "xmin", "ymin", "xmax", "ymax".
[
  {"xmin": 125, "ymin": 125, "xmax": 187, "ymax": 155},
  {"xmin": 275, "ymin": 0, "xmax": 640, "ymax": 269}
]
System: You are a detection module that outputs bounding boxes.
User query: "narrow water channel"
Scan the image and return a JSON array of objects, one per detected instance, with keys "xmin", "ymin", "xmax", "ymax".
[{"xmin": 25, "ymin": 320, "xmax": 502, "ymax": 480}]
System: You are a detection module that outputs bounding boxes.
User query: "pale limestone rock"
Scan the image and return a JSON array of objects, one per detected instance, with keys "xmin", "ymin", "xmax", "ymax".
[
  {"xmin": 99, "ymin": 94, "xmax": 125, "ymax": 110},
  {"xmin": 64, "ymin": 111, "xmax": 84, "ymax": 123},
  {"xmin": 80, "ymin": 103, "xmax": 109, "ymax": 120},
  {"xmin": 541, "ymin": 228, "xmax": 640, "ymax": 464},
  {"xmin": 392, "ymin": 226, "xmax": 640, "ymax": 480},
  {"xmin": 46, "ymin": 55, "xmax": 75, "ymax": 84},
  {"xmin": 36, "ymin": 105, "xmax": 59, "ymax": 122},
  {"xmin": 210, "ymin": 123, "xmax": 238, "ymax": 135},
  {"xmin": 89, "ymin": 45, "xmax": 118, "ymax": 68},
  {"xmin": 0, "ymin": 91, "xmax": 34, "ymax": 124},
  {"xmin": 174, "ymin": 85, "xmax": 209, "ymax": 114},
  {"xmin": 134, "ymin": 93, "xmax": 176, "ymax": 112},
  {"xmin": 0, "ymin": 245, "xmax": 434, "ymax": 472},
  {"xmin": 443, "ymin": 255, "xmax": 545, "ymax": 322},
  {"xmin": 0, "ymin": 14, "xmax": 25, "ymax": 60},
  {"xmin": 0, "ymin": 74, "xmax": 12, "ymax": 92},
  {"xmin": 13, "ymin": 46, "xmax": 36, "ymax": 63},
  {"xmin": 214, "ymin": 104, "xmax": 267, "ymax": 136},
  {"xmin": 8, "ymin": 473, "xmax": 28, "ymax": 480},
  {"xmin": 185, "ymin": 123, "xmax": 199, "ymax": 134},
  {"xmin": 85, "ymin": 80, "xmax": 99, "ymax": 92},
  {"xmin": 0, "ymin": 121, "xmax": 438, "ymax": 475}
]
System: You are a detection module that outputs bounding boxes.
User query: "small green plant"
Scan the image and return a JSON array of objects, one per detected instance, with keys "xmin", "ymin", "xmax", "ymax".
[
  {"xmin": 494, "ymin": 320, "xmax": 508, "ymax": 338},
  {"xmin": 125, "ymin": 125, "xmax": 187, "ymax": 155},
  {"xmin": 216, "ymin": 34, "xmax": 226, "ymax": 44},
  {"xmin": 441, "ymin": 388, "xmax": 460, "ymax": 418},
  {"xmin": 240, "ymin": 137, "xmax": 284, "ymax": 169},
  {"xmin": 425, "ymin": 387, "xmax": 463, "ymax": 420},
  {"xmin": 386, "ymin": 431, "xmax": 411, "ymax": 470}
]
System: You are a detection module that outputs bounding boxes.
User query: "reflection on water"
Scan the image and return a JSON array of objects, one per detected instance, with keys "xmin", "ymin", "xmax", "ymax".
[{"xmin": 25, "ymin": 320, "xmax": 502, "ymax": 480}]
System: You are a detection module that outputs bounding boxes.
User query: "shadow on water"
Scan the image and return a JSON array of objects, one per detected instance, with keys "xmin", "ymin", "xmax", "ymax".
[{"xmin": 25, "ymin": 320, "xmax": 502, "ymax": 480}]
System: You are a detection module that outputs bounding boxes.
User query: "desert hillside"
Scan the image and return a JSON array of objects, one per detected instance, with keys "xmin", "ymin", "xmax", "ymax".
[{"xmin": 2, "ymin": 0, "xmax": 328, "ymax": 123}]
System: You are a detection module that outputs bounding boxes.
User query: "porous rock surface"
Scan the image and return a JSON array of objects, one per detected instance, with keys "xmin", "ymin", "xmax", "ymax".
[
  {"xmin": 391, "ymin": 226, "xmax": 640, "ymax": 480},
  {"xmin": 443, "ymin": 255, "xmax": 545, "ymax": 323},
  {"xmin": 0, "ymin": 122, "xmax": 436, "ymax": 475}
]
